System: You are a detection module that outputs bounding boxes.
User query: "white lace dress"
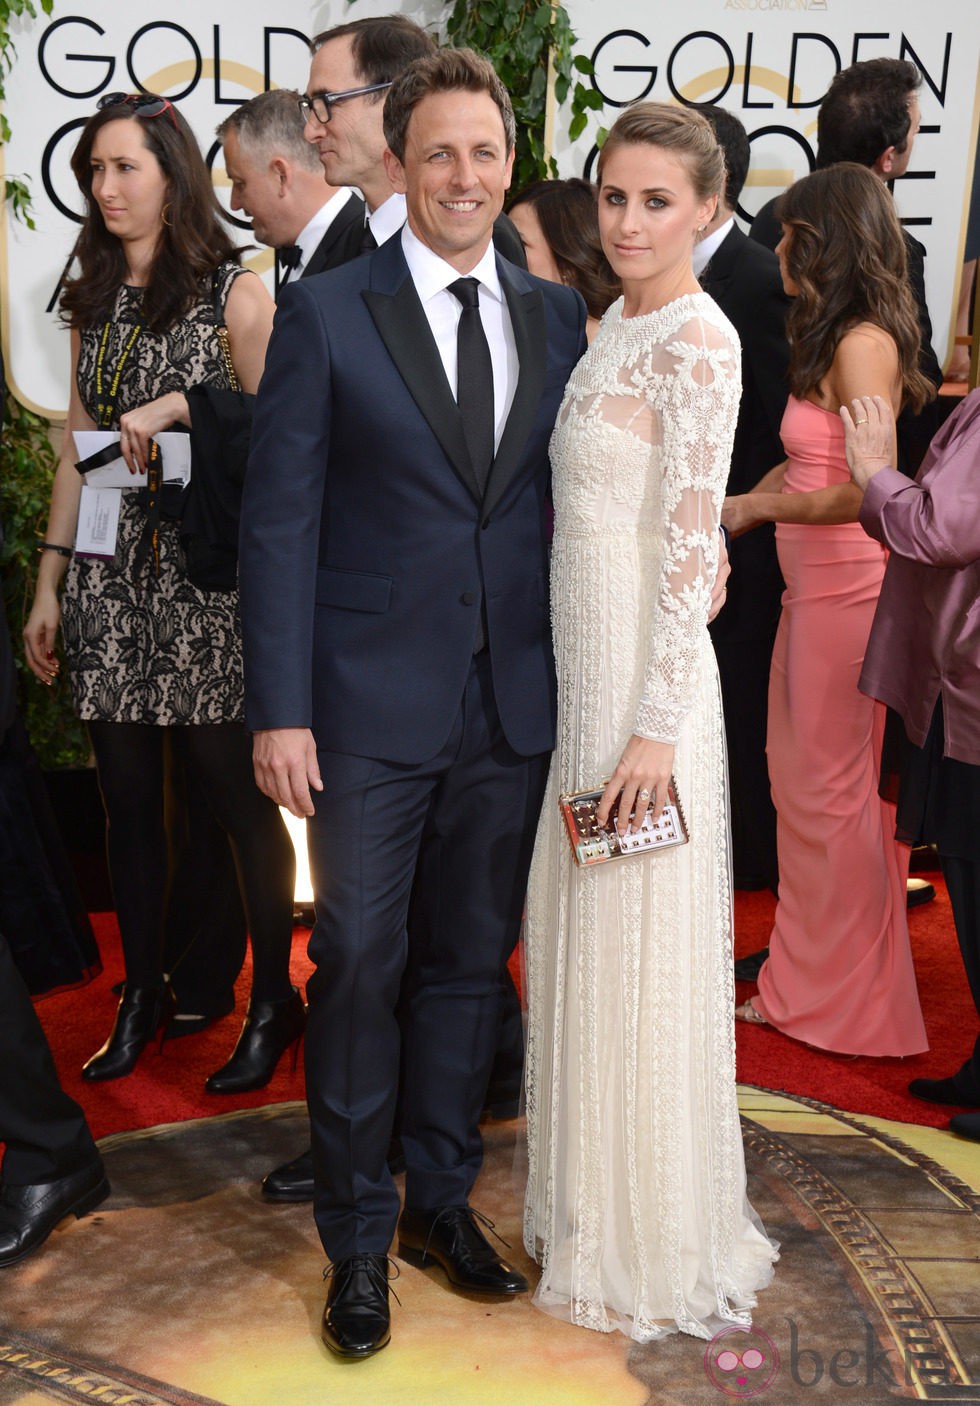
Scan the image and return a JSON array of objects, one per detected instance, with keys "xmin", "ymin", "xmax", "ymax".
[{"xmin": 524, "ymin": 292, "xmax": 778, "ymax": 1342}]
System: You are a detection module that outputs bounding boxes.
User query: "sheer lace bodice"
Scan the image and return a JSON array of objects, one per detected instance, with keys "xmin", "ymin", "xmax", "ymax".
[
  {"xmin": 524, "ymin": 293, "xmax": 777, "ymax": 1342},
  {"xmin": 551, "ymin": 295, "xmax": 735, "ymax": 742}
]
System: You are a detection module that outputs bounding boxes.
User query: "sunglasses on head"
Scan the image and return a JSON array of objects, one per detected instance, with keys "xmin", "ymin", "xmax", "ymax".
[{"xmin": 97, "ymin": 91, "xmax": 179, "ymax": 129}]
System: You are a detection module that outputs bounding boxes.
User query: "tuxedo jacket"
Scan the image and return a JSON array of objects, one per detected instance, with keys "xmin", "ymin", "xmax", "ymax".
[
  {"xmin": 701, "ymin": 224, "xmax": 789, "ymax": 644},
  {"xmin": 700, "ymin": 225, "xmax": 789, "ymax": 496},
  {"xmin": 300, "ymin": 192, "xmax": 367, "ymax": 278},
  {"xmin": 240, "ymin": 234, "xmax": 586, "ymax": 764}
]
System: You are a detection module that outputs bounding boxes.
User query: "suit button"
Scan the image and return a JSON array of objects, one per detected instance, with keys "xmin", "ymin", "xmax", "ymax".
[{"xmin": 461, "ymin": 591, "xmax": 476, "ymax": 606}]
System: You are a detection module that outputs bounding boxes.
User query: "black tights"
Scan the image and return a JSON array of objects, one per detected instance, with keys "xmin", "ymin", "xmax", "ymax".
[{"xmin": 87, "ymin": 720, "xmax": 295, "ymax": 1004}]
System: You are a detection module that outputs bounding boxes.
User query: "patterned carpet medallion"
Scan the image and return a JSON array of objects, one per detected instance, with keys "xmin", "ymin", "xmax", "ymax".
[{"xmin": 1, "ymin": 1090, "xmax": 978, "ymax": 1406}]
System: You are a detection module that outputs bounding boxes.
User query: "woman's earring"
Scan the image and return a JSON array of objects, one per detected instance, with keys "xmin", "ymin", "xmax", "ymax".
[{"xmin": 161, "ymin": 203, "xmax": 173, "ymax": 228}]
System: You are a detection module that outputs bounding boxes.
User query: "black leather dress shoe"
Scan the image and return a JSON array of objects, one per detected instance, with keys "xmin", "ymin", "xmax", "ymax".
[
  {"xmin": 908, "ymin": 1075, "xmax": 980, "ymax": 1108},
  {"xmin": 950, "ymin": 1111, "xmax": 980, "ymax": 1142},
  {"xmin": 262, "ymin": 1149, "xmax": 314, "ymax": 1203},
  {"xmin": 0, "ymin": 1159, "xmax": 110, "ymax": 1267},
  {"xmin": 734, "ymin": 947, "xmax": 769, "ymax": 983},
  {"xmin": 321, "ymin": 1254, "xmax": 391, "ymax": 1358},
  {"xmin": 164, "ymin": 995, "xmax": 235, "ymax": 1041},
  {"xmin": 907, "ymin": 878, "xmax": 936, "ymax": 908},
  {"xmin": 398, "ymin": 1206, "xmax": 528, "ymax": 1294},
  {"xmin": 261, "ymin": 1139, "xmax": 405, "ymax": 1202}
]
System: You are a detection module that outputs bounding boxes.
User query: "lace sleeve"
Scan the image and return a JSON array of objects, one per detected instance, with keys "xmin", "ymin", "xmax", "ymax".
[{"xmin": 634, "ymin": 313, "xmax": 740, "ymax": 742}]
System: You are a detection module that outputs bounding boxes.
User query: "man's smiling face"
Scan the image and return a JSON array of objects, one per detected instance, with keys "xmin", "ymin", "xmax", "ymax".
[{"xmin": 384, "ymin": 88, "xmax": 514, "ymax": 273}]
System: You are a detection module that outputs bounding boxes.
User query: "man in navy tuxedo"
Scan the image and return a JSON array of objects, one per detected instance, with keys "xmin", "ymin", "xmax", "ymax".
[{"xmin": 239, "ymin": 49, "xmax": 587, "ymax": 1358}]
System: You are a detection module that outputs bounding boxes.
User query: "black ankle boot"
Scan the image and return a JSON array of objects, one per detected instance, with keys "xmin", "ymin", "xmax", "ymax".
[
  {"xmin": 82, "ymin": 984, "xmax": 176, "ymax": 1082},
  {"xmin": 205, "ymin": 987, "xmax": 306, "ymax": 1094}
]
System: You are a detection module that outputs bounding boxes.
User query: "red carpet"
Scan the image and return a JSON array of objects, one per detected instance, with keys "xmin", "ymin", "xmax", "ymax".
[
  {"xmin": 31, "ymin": 865, "xmax": 974, "ymax": 1141},
  {"xmin": 34, "ymin": 915, "xmax": 315, "ymax": 1142},
  {"xmin": 733, "ymin": 863, "xmax": 974, "ymax": 1129}
]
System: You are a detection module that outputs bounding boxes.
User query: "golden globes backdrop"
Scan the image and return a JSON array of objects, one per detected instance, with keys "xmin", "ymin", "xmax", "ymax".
[
  {"xmin": 1, "ymin": 0, "xmax": 978, "ymax": 418},
  {"xmin": 0, "ymin": 0, "xmax": 425, "ymax": 417},
  {"xmin": 558, "ymin": 1, "xmax": 980, "ymax": 371}
]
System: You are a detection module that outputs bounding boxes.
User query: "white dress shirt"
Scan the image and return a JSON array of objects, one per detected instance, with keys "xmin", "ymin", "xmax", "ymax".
[
  {"xmin": 400, "ymin": 223, "xmax": 518, "ymax": 451},
  {"xmin": 366, "ymin": 191, "xmax": 409, "ymax": 249},
  {"xmin": 692, "ymin": 215, "xmax": 734, "ymax": 278}
]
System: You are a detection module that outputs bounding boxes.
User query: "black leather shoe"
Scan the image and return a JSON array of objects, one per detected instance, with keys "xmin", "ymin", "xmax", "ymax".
[
  {"xmin": 321, "ymin": 1254, "xmax": 391, "ymax": 1358},
  {"xmin": 262, "ymin": 1149, "xmax": 314, "ymax": 1202},
  {"xmin": 907, "ymin": 878, "xmax": 936, "ymax": 908},
  {"xmin": 0, "ymin": 1159, "xmax": 110, "ymax": 1267},
  {"xmin": 164, "ymin": 994, "xmax": 235, "ymax": 1041},
  {"xmin": 261, "ymin": 1138, "xmax": 404, "ymax": 1202},
  {"xmin": 82, "ymin": 984, "xmax": 176, "ymax": 1081},
  {"xmin": 206, "ymin": 987, "xmax": 306, "ymax": 1094},
  {"xmin": 734, "ymin": 947, "xmax": 769, "ymax": 983},
  {"xmin": 908, "ymin": 1075, "xmax": 980, "ymax": 1108},
  {"xmin": 398, "ymin": 1206, "xmax": 528, "ymax": 1294},
  {"xmin": 950, "ymin": 1111, "xmax": 980, "ymax": 1142}
]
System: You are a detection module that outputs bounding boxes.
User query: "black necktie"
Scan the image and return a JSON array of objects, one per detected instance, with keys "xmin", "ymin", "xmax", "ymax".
[
  {"xmin": 360, "ymin": 222, "xmax": 377, "ymax": 254},
  {"xmin": 448, "ymin": 277, "xmax": 494, "ymax": 493},
  {"xmin": 277, "ymin": 244, "xmax": 302, "ymax": 270}
]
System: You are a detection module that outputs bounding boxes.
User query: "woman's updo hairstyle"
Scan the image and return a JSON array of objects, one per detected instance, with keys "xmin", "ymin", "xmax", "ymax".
[{"xmin": 596, "ymin": 101, "xmax": 724, "ymax": 205}]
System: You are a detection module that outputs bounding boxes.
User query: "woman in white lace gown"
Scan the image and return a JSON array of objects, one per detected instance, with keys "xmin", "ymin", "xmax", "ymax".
[{"xmin": 524, "ymin": 103, "xmax": 778, "ymax": 1341}]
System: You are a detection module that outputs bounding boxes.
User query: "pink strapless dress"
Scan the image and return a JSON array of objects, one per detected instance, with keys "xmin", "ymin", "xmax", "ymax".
[{"xmin": 755, "ymin": 398, "xmax": 927, "ymax": 1055}]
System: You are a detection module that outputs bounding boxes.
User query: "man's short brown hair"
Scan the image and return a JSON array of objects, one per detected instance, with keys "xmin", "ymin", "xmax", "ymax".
[
  {"xmin": 311, "ymin": 14, "xmax": 436, "ymax": 94},
  {"xmin": 383, "ymin": 48, "xmax": 516, "ymax": 163}
]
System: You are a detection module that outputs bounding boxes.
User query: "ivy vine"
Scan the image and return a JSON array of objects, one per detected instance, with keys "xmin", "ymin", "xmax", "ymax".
[
  {"xmin": 2, "ymin": 0, "xmax": 89, "ymax": 765},
  {"xmin": 1, "ymin": 0, "xmax": 54, "ymax": 225},
  {"xmin": 441, "ymin": 1, "xmax": 601, "ymax": 191}
]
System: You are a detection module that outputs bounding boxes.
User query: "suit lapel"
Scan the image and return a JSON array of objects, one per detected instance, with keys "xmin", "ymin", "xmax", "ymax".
[
  {"xmin": 699, "ymin": 224, "xmax": 741, "ymax": 299},
  {"xmin": 482, "ymin": 261, "xmax": 546, "ymax": 519},
  {"xmin": 301, "ymin": 195, "xmax": 367, "ymax": 280},
  {"xmin": 362, "ymin": 241, "xmax": 482, "ymax": 503}
]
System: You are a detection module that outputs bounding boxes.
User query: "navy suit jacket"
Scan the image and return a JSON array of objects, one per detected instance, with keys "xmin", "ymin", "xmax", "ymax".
[{"xmin": 240, "ymin": 234, "xmax": 586, "ymax": 764}]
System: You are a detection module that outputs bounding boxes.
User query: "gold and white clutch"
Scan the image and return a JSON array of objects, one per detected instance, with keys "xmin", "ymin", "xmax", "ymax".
[{"xmin": 559, "ymin": 777, "xmax": 689, "ymax": 867}]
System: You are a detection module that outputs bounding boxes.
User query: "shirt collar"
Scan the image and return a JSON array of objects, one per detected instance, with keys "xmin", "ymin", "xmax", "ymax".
[
  {"xmin": 367, "ymin": 192, "xmax": 408, "ymax": 248},
  {"xmin": 293, "ymin": 187, "xmax": 355, "ymax": 263},
  {"xmin": 400, "ymin": 222, "xmax": 503, "ymax": 306},
  {"xmin": 693, "ymin": 216, "xmax": 734, "ymax": 277}
]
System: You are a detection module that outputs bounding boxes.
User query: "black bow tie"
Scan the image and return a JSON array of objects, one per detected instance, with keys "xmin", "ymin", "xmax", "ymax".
[{"xmin": 277, "ymin": 244, "xmax": 302, "ymax": 270}]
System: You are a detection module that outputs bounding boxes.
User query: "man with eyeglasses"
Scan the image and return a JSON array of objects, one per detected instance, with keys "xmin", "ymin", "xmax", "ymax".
[{"xmin": 299, "ymin": 15, "xmax": 525, "ymax": 262}]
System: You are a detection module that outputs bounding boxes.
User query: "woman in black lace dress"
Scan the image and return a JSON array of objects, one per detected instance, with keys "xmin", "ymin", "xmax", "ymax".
[{"xmin": 24, "ymin": 94, "xmax": 301, "ymax": 1091}]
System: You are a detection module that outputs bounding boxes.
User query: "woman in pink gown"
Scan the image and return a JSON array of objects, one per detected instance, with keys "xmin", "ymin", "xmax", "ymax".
[{"xmin": 722, "ymin": 164, "xmax": 933, "ymax": 1055}]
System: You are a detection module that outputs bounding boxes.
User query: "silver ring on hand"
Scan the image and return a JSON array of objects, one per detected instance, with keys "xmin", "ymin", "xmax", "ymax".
[
  {"xmin": 637, "ymin": 787, "xmax": 652, "ymax": 800},
  {"xmin": 854, "ymin": 417, "xmax": 868, "ymax": 424}
]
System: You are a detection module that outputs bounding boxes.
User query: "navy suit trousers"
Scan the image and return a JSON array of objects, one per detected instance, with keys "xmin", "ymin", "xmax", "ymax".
[{"xmin": 304, "ymin": 650, "xmax": 549, "ymax": 1259}]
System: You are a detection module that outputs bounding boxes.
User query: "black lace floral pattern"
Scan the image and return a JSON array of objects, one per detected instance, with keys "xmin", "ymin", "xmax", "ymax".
[{"xmin": 61, "ymin": 265, "xmax": 247, "ymax": 725}]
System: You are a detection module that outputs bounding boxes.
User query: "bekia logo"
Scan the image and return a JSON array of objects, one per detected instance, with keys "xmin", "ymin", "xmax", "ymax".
[{"xmin": 704, "ymin": 1325, "xmax": 780, "ymax": 1397}]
